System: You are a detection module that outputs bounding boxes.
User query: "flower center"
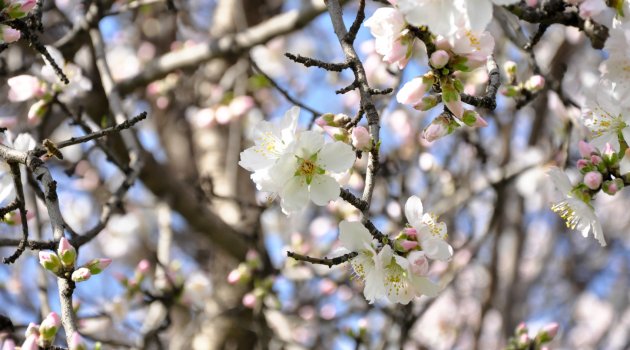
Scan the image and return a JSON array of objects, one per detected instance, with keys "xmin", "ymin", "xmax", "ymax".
[
  {"xmin": 298, "ymin": 159, "xmax": 316, "ymax": 176},
  {"xmin": 589, "ymin": 107, "xmax": 625, "ymax": 136},
  {"xmin": 255, "ymin": 131, "xmax": 284, "ymax": 158},
  {"xmin": 465, "ymin": 30, "xmax": 481, "ymax": 50},
  {"xmin": 295, "ymin": 155, "xmax": 324, "ymax": 185}
]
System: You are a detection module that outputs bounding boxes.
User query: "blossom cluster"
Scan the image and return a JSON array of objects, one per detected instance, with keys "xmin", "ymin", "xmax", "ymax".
[
  {"xmin": 548, "ymin": 7, "xmax": 630, "ymax": 246},
  {"xmin": 239, "ymin": 107, "xmax": 356, "ymax": 214},
  {"xmin": 239, "ymin": 107, "xmax": 452, "ymax": 303},
  {"xmin": 39, "ymin": 237, "xmax": 112, "ymax": 282},
  {"xmin": 0, "ymin": 0, "xmax": 36, "ymax": 44},
  {"xmin": 364, "ymin": 1, "xmax": 507, "ymax": 142},
  {"xmin": 339, "ymin": 196, "xmax": 452, "ymax": 304},
  {"xmin": 506, "ymin": 322, "xmax": 560, "ymax": 350},
  {"xmin": 7, "ymin": 46, "xmax": 92, "ymax": 126}
]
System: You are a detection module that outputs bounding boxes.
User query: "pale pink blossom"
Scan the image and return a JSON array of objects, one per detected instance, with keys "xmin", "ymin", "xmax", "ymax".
[
  {"xmin": 7, "ymin": 75, "xmax": 42, "ymax": 102},
  {"xmin": 524, "ymin": 75, "xmax": 545, "ymax": 92},
  {"xmin": 430, "ymin": 50, "xmax": 450, "ymax": 68},
  {"xmin": 0, "ymin": 26, "xmax": 20, "ymax": 43},
  {"xmin": 407, "ymin": 251, "xmax": 429, "ymax": 276},
  {"xmin": 351, "ymin": 126, "xmax": 371, "ymax": 151},
  {"xmin": 364, "ymin": 7, "xmax": 411, "ymax": 69},
  {"xmin": 397, "ymin": 76, "xmax": 432, "ymax": 106},
  {"xmin": 229, "ymin": 96, "xmax": 255, "ymax": 117},
  {"xmin": 578, "ymin": 140, "xmax": 596, "ymax": 158},
  {"xmin": 242, "ymin": 292, "xmax": 257, "ymax": 309},
  {"xmin": 578, "ymin": 0, "xmax": 607, "ymax": 19}
]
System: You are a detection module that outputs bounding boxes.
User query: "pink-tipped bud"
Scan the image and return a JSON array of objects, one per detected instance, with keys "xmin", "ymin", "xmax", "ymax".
[
  {"xmin": 462, "ymin": 110, "xmax": 487, "ymax": 127},
  {"xmin": 136, "ymin": 259, "xmax": 150, "ymax": 274},
  {"xmin": 39, "ymin": 312, "xmax": 61, "ymax": 344},
  {"xmin": 576, "ymin": 159, "xmax": 589, "ymax": 170},
  {"xmin": 397, "ymin": 75, "xmax": 433, "ymax": 106},
  {"xmin": 1, "ymin": 26, "xmax": 20, "ymax": 43},
  {"xmin": 524, "ymin": 75, "xmax": 545, "ymax": 92},
  {"xmin": 39, "ymin": 251, "xmax": 61, "ymax": 274},
  {"xmin": 578, "ymin": 140, "xmax": 595, "ymax": 158},
  {"xmin": 84, "ymin": 258, "xmax": 112, "ymax": 275},
  {"xmin": 430, "ymin": 50, "xmax": 450, "ymax": 69},
  {"xmin": 583, "ymin": 171, "xmax": 602, "ymax": 190},
  {"xmin": 423, "ymin": 116, "xmax": 452, "ymax": 142},
  {"xmin": 28, "ymin": 99, "xmax": 49, "ymax": 122},
  {"xmin": 68, "ymin": 332, "xmax": 87, "ymax": 350},
  {"xmin": 407, "ymin": 251, "xmax": 429, "ymax": 276},
  {"xmin": 227, "ymin": 268, "xmax": 243, "ymax": 285},
  {"xmin": 516, "ymin": 322, "xmax": 528, "ymax": 335},
  {"xmin": 415, "ymin": 95, "xmax": 439, "ymax": 111},
  {"xmin": 400, "ymin": 240, "xmax": 419, "ymax": 251},
  {"xmin": 71, "ymin": 267, "xmax": 92, "ymax": 282},
  {"xmin": 542, "ymin": 322, "xmax": 559, "ymax": 339},
  {"xmin": 351, "ymin": 126, "xmax": 371, "ymax": 151},
  {"xmin": 246, "ymin": 249, "xmax": 262, "ymax": 270},
  {"xmin": 242, "ymin": 292, "xmax": 257, "ymax": 309},
  {"xmin": 403, "ymin": 227, "xmax": 417, "ymax": 239},
  {"xmin": 518, "ymin": 333, "xmax": 530, "ymax": 346},
  {"xmin": 58, "ymin": 237, "xmax": 76, "ymax": 268},
  {"xmin": 590, "ymin": 155, "xmax": 602, "ymax": 165}
]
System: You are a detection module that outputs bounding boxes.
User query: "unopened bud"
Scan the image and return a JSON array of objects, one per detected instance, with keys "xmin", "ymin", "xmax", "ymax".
[
  {"xmin": 536, "ymin": 322, "xmax": 559, "ymax": 344},
  {"xmin": 583, "ymin": 171, "xmax": 602, "ymax": 190},
  {"xmin": 242, "ymin": 292, "xmax": 257, "ymax": 309},
  {"xmin": 403, "ymin": 227, "xmax": 417, "ymax": 239},
  {"xmin": 351, "ymin": 126, "xmax": 371, "ymax": 151},
  {"xmin": 0, "ymin": 25, "xmax": 20, "ymax": 43},
  {"xmin": 602, "ymin": 179, "xmax": 623, "ymax": 195},
  {"xmin": 71, "ymin": 267, "xmax": 92, "ymax": 282},
  {"xmin": 58, "ymin": 237, "xmax": 76, "ymax": 268},
  {"xmin": 84, "ymin": 258, "xmax": 112, "ymax": 275},
  {"xmin": 423, "ymin": 115, "xmax": 452, "ymax": 142},
  {"xmin": 524, "ymin": 75, "xmax": 545, "ymax": 92},
  {"xmin": 136, "ymin": 259, "xmax": 151, "ymax": 274},
  {"xmin": 21, "ymin": 335, "xmax": 38, "ymax": 350},
  {"xmin": 39, "ymin": 251, "xmax": 62, "ymax": 274},
  {"xmin": 39, "ymin": 312, "xmax": 61, "ymax": 345},
  {"xmin": 516, "ymin": 322, "xmax": 528, "ymax": 335},
  {"xmin": 576, "ymin": 159, "xmax": 589, "ymax": 171},
  {"xmin": 28, "ymin": 99, "xmax": 49, "ymax": 122},
  {"xmin": 399, "ymin": 239, "xmax": 419, "ymax": 252},
  {"xmin": 430, "ymin": 50, "xmax": 450, "ymax": 69},
  {"xmin": 503, "ymin": 61, "xmax": 517, "ymax": 77}
]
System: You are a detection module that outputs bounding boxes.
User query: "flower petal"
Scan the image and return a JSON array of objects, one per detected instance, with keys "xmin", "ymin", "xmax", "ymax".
[
  {"xmin": 404, "ymin": 195, "xmax": 424, "ymax": 228},
  {"xmin": 339, "ymin": 220, "xmax": 372, "ymax": 251},
  {"xmin": 280, "ymin": 176, "xmax": 309, "ymax": 213},
  {"xmin": 422, "ymin": 238, "xmax": 454, "ymax": 261},
  {"xmin": 318, "ymin": 141, "xmax": 356, "ymax": 173},
  {"xmin": 548, "ymin": 167, "xmax": 573, "ymax": 196},
  {"xmin": 409, "ymin": 275, "xmax": 440, "ymax": 297},
  {"xmin": 310, "ymin": 174, "xmax": 340, "ymax": 206},
  {"xmin": 239, "ymin": 147, "xmax": 274, "ymax": 171},
  {"xmin": 295, "ymin": 131, "xmax": 324, "ymax": 158}
]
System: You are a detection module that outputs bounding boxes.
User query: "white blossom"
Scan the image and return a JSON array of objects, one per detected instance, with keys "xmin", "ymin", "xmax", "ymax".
[
  {"xmin": 269, "ymin": 130, "xmax": 355, "ymax": 213},
  {"xmin": 239, "ymin": 106, "xmax": 299, "ymax": 192},
  {"xmin": 549, "ymin": 168, "xmax": 606, "ymax": 246},
  {"xmin": 0, "ymin": 132, "xmax": 36, "ymax": 205},
  {"xmin": 404, "ymin": 195, "xmax": 453, "ymax": 261},
  {"xmin": 582, "ymin": 80, "xmax": 630, "ymax": 152}
]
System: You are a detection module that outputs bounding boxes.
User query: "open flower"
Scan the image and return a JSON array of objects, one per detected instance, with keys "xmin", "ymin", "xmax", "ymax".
[
  {"xmin": 582, "ymin": 80, "xmax": 630, "ymax": 152},
  {"xmin": 269, "ymin": 130, "xmax": 355, "ymax": 213},
  {"xmin": 0, "ymin": 132, "xmax": 36, "ymax": 205},
  {"xmin": 549, "ymin": 168, "xmax": 605, "ymax": 246},
  {"xmin": 239, "ymin": 106, "xmax": 299, "ymax": 192},
  {"xmin": 338, "ymin": 221, "xmax": 384, "ymax": 303},
  {"xmin": 364, "ymin": 7, "xmax": 412, "ymax": 69},
  {"xmin": 404, "ymin": 196, "xmax": 453, "ymax": 261}
]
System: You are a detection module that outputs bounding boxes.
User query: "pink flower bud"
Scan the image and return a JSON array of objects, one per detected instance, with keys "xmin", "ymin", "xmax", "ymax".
[
  {"xmin": 590, "ymin": 155, "xmax": 602, "ymax": 165},
  {"xmin": 542, "ymin": 322, "xmax": 559, "ymax": 339},
  {"xmin": 242, "ymin": 292, "xmax": 257, "ymax": 309},
  {"xmin": 526, "ymin": 0, "xmax": 537, "ymax": 6},
  {"xmin": 39, "ymin": 312, "xmax": 61, "ymax": 343},
  {"xmin": 58, "ymin": 237, "xmax": 76, "ymax": 268},
  {"xmin": 71, "ymin": 267, "xmax": 92, "ymax": 282},
  {"xmin": 28, "ymin": 99, "xmax": 49, "ymax": 122},
  {"xmin": 84, "ymin": 258, "xmax": 112, "ymax": 275},
  {"xmin": 397, "ymin": 76, "xmax": 431, "ymax": 106},
  {"xmin": 1, "ymin": 26, "xmax": 20, "ymax": 43},
  {"xmin": 68, "ymin": 332, "xmax": 87, "ymax": 350},
  {"xmin": 578, "ymin": 140, "xmax": 595, "ymax": 158},
  {"xmin": 136, "ymin": 259, "xmax": 150, "ymax": 274},
  {"xmin": 516, "ymin": 322, "xmax": 528, "ymax": 335},
  {"xmin": 351, "ymin": 126, "xmax": 371, "ymax": 151},
  {"xmin": 227, "ymin": 269, "xmax": 242, "ymax": 285},
  {"xmin": 407, "ymin": 251, "xmax": 429, "ymax": 276},
  {"xmin": 518, "ymin": 333, "xmax": 530, "ymax": 345},
  {"xmin": 39, "ymin": 251, "xmax": 61, "ymax": 274},
  {"xmin": 430, "ymin": 50, "xmax": 450, "ymax": 68},
  {"xmin": 423, "ymin": 117, "xmax": 451, "ymax": 142},
  {"xmin": 583, "ymin": 171, "xmax": 602, "ymax": 190},
  {"xmin": 576, "ymin": 159, "xmax": 588, "ymax": 170},
  {"xmin": 524, "ymin": 75, "xmax": 545, "ymax": 92},
  {"xmin": 403, "ymin": 227, "xmax": 417, "ymax": 238},
  {"xmin": 400, "ymin": 240, "xmax": 419, "ymax": 251}
]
